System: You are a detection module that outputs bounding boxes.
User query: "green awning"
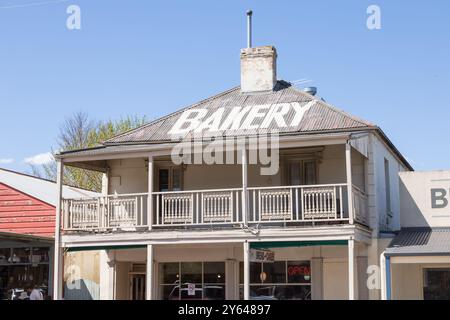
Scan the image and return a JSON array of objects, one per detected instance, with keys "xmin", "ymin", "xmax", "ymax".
[
  {"xmin": 65, "ymin": 245, "xmax": 146, "ymax": 252},
  {"xmin": 250, "ymin": 240, "xmax": 347, "ymax": 249}
]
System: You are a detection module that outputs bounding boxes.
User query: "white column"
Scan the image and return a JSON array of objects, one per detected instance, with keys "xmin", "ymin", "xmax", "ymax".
[
  {"xmin": 357, "ymin": 256, "xmax": 369, "ymax": 300},
  {"xmin": 101, "ymin": 170, "xmax": 109, "ymax": 196},
  {"xmin": 311, "ymin": 257, "xmax": 323, "ymax": 300},
  {"xmin": 146, "ymin": 244, "xmax": 154, "ymax": 300},
  {"xmin": 243, "ymin": 241, "xmax": 250, "ymax": 300},
  {"xmin": 380, "ymin": 252, "xmax": 387, "ymax": 300},
  {"xmin": 53, "ymin": 160, "xmax": 64, "ymax": 300},
  {"xmin": 225, "ymin": 259, "xmax": 237, "ymax": 300},
  {"xmin": 241, "ymin": 146, "xmax": 248, "ymax": 225},
  {"xmin": 100, "ymin": 250, "xmax": 115, "ymax": 300},
  {"xmin": 348, "ymin": 238, "xmax": 355, "ymax": 300},
  {"xmin": 345, "ymin": 142, "xmax": 354, "ymax": 224},
  {"xmin": 148, "ymin": 155, "xmax": 154, "ymax": 230}
]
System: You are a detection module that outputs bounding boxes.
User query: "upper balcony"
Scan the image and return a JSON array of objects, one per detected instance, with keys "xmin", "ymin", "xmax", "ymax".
[
  {"xmin": 59, "ymin": 142, "xmax": 370, "ymax": 234},
  {"xmin": 62, "ymin": 183, "xmax": 368, "ymax": 231}
]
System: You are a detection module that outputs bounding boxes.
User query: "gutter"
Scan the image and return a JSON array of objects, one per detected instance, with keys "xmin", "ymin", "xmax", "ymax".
[
  {"xmin": 371, "ymin": 126, "xmax": 414, "ymax": 171},
  {"xmin": 56, "ymin": 131, "xmax": 353, "ymax": 162}
]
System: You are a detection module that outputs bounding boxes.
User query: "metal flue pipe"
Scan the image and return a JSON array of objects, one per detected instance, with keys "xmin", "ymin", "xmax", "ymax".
[{"xmin": 246, "ymin": 10, "xmax": 252, "ymax": 48}]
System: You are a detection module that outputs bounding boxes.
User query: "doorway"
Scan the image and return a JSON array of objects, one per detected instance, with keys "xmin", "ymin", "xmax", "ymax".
[
  {"xmin": 286, "ymin": 160, "xmax": 317, "ymax": 186},
  {"xmin": 129, "ymin": 263, "xmax": 146, "ymax": 300},
  {"xmin": 129, "ymin": 274, "xmax": 146, "ymax": 300},
  {"xmin": 157, "ymin": 167, "xmax": 182, "ymax": 192}
]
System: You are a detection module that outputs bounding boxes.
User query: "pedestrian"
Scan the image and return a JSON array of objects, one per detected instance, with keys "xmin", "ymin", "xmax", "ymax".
[{"xmin": 29, "ymin": 286, "xmax": 43, "ymax": 300}]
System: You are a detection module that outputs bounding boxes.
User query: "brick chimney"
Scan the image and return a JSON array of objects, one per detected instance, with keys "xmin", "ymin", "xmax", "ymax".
[{"xmin": 240, "ymin": 46, "xmax": 277, "ymax": 93}]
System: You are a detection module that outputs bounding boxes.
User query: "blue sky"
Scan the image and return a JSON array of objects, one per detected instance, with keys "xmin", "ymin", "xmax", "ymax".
[{"xmin": 0, "ymin": 0, "xmax": 449, "ymax": 173}]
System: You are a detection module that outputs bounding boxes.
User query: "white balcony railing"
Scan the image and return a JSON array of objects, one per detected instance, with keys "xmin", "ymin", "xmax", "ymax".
[
  {"xmin": 247, "ymin": 184, "xmax": 348, "ymax": 223},
  {"xmin": 352, "ymin": 185, "xmax": 369, "ymax": 226},
  {"xmin": 62, "ymin": 184, "xmax": 369, "ymax": 231},
  {"xmin": 153, "ymin": 188, "xmax": 243, "ymax": 226},
  {"xmin": 63, "ymin": 193, "xmax": 148, "ymax": 230}
]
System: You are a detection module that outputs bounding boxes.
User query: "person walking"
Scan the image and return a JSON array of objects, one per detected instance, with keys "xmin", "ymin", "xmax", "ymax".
[{"xmin": 29, "ymin": 286, "xmax": 43, "ymax": 300}]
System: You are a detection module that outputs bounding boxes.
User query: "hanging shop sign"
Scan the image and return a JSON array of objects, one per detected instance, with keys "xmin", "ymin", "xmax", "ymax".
[{"xmin": 250, "ymin": 249, "xmax": 275, "ymax": 263}]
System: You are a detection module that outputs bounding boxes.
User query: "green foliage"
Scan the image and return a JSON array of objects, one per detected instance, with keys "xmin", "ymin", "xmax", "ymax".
[{"xmin": 31, "ymin": 112, "xmax": 147, "ymax": 192}]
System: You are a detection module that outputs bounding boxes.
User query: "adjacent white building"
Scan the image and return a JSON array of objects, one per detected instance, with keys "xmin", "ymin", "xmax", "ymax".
[{"xmin": 382, "ymin": 170, "xmax": 450, "ymax": 300}]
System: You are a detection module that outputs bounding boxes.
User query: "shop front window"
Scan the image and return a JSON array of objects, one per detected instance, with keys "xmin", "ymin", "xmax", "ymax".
[
  {"xmin": 240, "ymin": 261, "xmax": 311, "ymax": 300},
  {"xmin": 10, "ymin": 248, "xmax": 31, "ymax": 264},
  {"xmin": 160, "ymin": 262, "xmax": 225, "ymax": 300},
  {"xmin": 0, "ymin": 246, "xmax": 50, "ymax": 299},
  {"xmin": 0, "ymin": 248, "xmax": 11, "ymax": 264},
  {"xmin": 423, "ymin": 268, "xmax": 450, "ymax": 300},
  {"xmin": 31, "ymin": 247, "xmax": 49, "ymax": 264}
]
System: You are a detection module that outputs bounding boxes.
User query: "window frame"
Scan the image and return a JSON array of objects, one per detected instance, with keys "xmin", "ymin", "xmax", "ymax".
[
  {"xmin": 284, "ymin": 159, "xmax": 318, "ymax": 186},
  {"xmin": 156, "ymin": 166, "xmax": 184, "ymax": 192},
  {"xmin": 422, "ymin": 267, "xmax": 450, "ymax": 300},
  {"xmin": 159, "ymin": 261, "xmax": 226, "ymax": 300}
]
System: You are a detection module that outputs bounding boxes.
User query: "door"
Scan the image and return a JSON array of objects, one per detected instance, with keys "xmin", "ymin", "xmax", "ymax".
[
  {"xmin": 287, "ymin": 160, "xmax": 317, "ymax": 186},
  {"xmin": 158, "ymin": 167, "xmax": 182, "ymax": 192},
  {"xmin": 130, "ymin": 274, "xmax": 146, "ymax": 300},
  {"xmin": 287, "ymin": 160, "xmax": 318, "ymax": 217}
]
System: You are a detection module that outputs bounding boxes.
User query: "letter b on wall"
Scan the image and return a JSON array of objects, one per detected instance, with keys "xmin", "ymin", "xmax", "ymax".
[{"xmin": 431, "ymin": 188, "xmax": 448, "ymax": 209}]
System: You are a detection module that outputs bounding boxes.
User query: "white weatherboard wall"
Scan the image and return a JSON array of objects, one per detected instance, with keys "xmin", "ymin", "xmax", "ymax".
[
  {"xmin": 318, "ymin": 144, "xmax": 365, "ymax": 190},
  {"xmin": 372, "ymin": 134, "xmax": 407, "ymax": 232},
  {"xmin": 105, "ymin": 145, "xmax": 365, "ymax": 193},
  {"xmin": 364, "ymin": 133, "xmax": 409, "ymax": 300},
  {"xmin": 399, "ymin": 170, "xmax": 450, "ymax": 227},
  {"xmin": 108, "ymin": 158, "xmax": 148, "ymax": 195}
]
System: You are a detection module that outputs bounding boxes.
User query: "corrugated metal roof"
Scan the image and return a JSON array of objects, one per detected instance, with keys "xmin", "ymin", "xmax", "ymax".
[
  {"xmin": 58, "ymin": 132, "xmax": 354, "ymax": 159},
  {"xmin": 385, "ymin": 228, "xmax": 450, "ymax": 256},
  {"xmin": 105, "ymin": 80, "xmax": 374, "ymax": 144},
  {"xmin": 0, "ymin": 168, "xmax": 100, "ymax": 206},
  {"xmin": 56, "ymin": 80, "xmax": 412, "ymax": 171}
]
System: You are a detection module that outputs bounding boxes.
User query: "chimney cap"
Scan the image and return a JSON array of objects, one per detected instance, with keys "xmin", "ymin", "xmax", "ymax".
[{"xmin": 246, "ymin": 10, "xmax": 253, "ymax": 16}]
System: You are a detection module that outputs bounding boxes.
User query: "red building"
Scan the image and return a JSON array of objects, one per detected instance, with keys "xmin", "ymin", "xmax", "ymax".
[
  {"xmin": 0, "ymin": 168, "xmax": 97, "ymax": 299},
  {"xmin": 0, "ymin": 183, "xmax": 55, "ymax": 237}
]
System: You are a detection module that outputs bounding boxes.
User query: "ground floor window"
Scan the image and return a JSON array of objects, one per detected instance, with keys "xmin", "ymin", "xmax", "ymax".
[
  {"xmin": 239, "ymin": 261, "xmax": 311, "ymax": 300},
  {"xmin": 159, "ymin": 262, "xmax": 225, "ymax": 300},
  {"xmin": 423, "ymin": 268, "xmax": 450, "ymax": 300},
  {"xmin": 0, "ymin": 246, "xmax": 50, "ymax": 300},
  {"xmin": 0, "ymin": 264, "xmax": 50, "ymax": 299}
]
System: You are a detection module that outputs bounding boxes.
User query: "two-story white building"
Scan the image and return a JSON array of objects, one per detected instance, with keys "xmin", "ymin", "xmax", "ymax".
[{"xmin": 52, "ymin": 44, "xmax": 412, "ymax": 300}]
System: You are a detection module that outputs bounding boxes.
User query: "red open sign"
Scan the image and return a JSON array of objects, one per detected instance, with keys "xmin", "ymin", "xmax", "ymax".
[{"xmin": 288, "ymin": 265, "xmax": 310, "ymax": 277}]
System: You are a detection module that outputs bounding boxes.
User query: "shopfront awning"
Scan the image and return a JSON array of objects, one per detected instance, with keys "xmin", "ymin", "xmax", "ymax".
[
  {"xmin": 385, "ymin": 228, "xmax": 450, "ymax": 257},
  {"xmin": 250, "ymin": 240, "xmax": 347, "ymax": 249},
  {"xmin": 0, "ymin": 231, "xmax": 53, "ymax": 245},
  {"xmin": 65, "ymin": 245, "xmax": 146, "ymax": 252}
]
